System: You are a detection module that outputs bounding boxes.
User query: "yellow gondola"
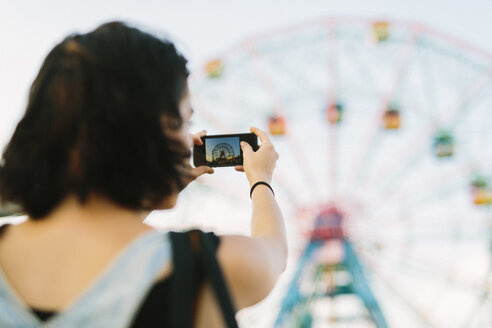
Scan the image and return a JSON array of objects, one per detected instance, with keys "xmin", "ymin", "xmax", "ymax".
[
  {"xmin": 205, "ymin": 59, "xmax": 223, "ymax": 78},
  {"xmin": 473, "ymin": 188, "xmax": 492, "ymax": 205},
  {"xmin": 470, "ymin": 174, "xmax": 492, "ymax": 205},
  {"xmin": 372, "ymin": 21, "xmax": 390, "ymax": 43},
  {"xmin": 383, "ymin": 108, "xmax": 400, "ymax": 129}
]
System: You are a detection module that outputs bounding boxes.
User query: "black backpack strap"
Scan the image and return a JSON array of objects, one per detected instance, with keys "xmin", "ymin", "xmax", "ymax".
[
  {"xmin": 193, "ymin": 230, "xmax": 238, "ymax": 328},
  {"xmin": 170, "ymin": 230, "xmax": 238, "ymax": 328},
  {"xmin": 169, "ymin": 231, "xmax": 200, "ymax": 328}
]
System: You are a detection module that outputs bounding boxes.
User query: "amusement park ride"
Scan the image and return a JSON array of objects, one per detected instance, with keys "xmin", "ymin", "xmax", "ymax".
[
  {"xmin": 274, "ymin": 206, "xmax": 389, "ymax": 327},
  {"xmin": 192, "ymin": 17, "xmax": 492, "ymax": 327}
]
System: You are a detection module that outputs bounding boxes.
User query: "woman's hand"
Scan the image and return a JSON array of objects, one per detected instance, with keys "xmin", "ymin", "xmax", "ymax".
[
  {"xmin": 235, "ymin": 127, "xmax": 279, "ymax": 187},
  {"xmin": 181, "ymin": 130, "xmax": 214, "ymax": 190}
]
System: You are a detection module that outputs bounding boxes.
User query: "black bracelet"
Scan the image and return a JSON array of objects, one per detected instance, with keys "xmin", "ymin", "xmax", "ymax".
[{"xmin": 250, "ymin": 181, "xmax": 275, "ymax": 199}]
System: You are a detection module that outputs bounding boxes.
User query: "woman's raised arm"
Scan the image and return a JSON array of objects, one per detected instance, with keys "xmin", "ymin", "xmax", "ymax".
[{"xmin": 217, "ymin": 127, "xmax": 287, "ymax": 310}]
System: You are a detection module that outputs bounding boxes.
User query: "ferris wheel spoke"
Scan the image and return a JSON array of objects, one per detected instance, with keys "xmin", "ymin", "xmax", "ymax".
[
  {"xmin": 362, "ymin": 249, "xmax": 491, "ymax": 318},
  {"xmin": 325, "ymin": 22, "xmax": 339, "ymax": 202},
  {"xmin": 386, "ymin": 165, "xmax": 487, "ymax": 210},
  {"xmin": 349, "ymin": 207, "xmax": 485, "ymax": 244},
  {"xmin": 360, "ymin": 67, "xmax": 492, "ymax": 199},
  {"xmin": 419, "ymin": 43, "xmax": 442, "ymax": 124},
  {"xmin": 343, "ymin": 47, "xmax": 384, "ymax": 188},
  {"xmin": 349, "ymin": 30, "xmax": 421, "ymax": 193},
  {"xmin": 265, "ymin": 51, "xmax": 325, "ymax": 99},
  {"xmin": 369, "ymin": 185, "xmax": 467, "ymax": 221},
  {"xmin": 458, "ymin": 273, "xmax": 492, "ymax": 328},
  {"xmin": 192, "ymin": 97, "xmax": 234, "ymax": 133},
  {"xmin": 357, "ymin": 241, "xmax": 491, "ymax": 304},
  {"xmin": 334, "ymin": 35, "xmax": 385, "ymax": 191},
  {"xmin": 248, "ymin": 44, "xmax": 324, "ymax": 202},
  {"xmin": 369, "ymin": 150, "xmax": 478, "ymax": 207},
  {"xmin": 326, "ymin": 128, "xmax": 338, "ymax": 203},
  {"xmin": 469, "ymin": 114, "xmax": 492, "ymax": 163},
  {"xmin": 446, "ymin": 86, "xmax": 492, "ymax": 131},
  {"xmin": 350, "ymin": 216, "xmax": 488, "ymax": 239},
  {"xmin": 367, "ymin": 158, "xmax": 492, "ymax": 215},
  {"xmin": 366, "ymin": 158, "xmax": 492, "ymax": 220},
  {"xmin": 360, "ymin": 61, "xmax": 492, "ymax": 193}
]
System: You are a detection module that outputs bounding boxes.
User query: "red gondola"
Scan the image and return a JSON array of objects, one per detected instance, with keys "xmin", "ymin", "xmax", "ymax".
[
  {"xmin": 268, "ymin": 115, "xmax": 287, "ymax": 135},
  {"xmin": 326, "ymin": 102, "xmax": 344, "ymax": 124}
]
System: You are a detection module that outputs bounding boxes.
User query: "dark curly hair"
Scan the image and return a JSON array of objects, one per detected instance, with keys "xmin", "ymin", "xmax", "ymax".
[{"xmin": 0, "ymin": 21, "xmax": 191, "ymax": 219}]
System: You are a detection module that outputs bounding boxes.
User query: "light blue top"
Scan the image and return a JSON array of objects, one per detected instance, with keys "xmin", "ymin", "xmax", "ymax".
[{"xmin": 0, "ymin": 230, "xmax": 171, "ymax": 328}]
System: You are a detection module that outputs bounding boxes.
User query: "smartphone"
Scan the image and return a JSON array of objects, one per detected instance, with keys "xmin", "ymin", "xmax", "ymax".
[{"xmin": 193, "ymin": 133, "xmax": 259, "ymax": 167}]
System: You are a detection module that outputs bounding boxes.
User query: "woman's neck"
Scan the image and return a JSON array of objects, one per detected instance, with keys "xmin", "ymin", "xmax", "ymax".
[{"xmin": 25, "ymin": 194, "xmax": 151, "ymax": 231}]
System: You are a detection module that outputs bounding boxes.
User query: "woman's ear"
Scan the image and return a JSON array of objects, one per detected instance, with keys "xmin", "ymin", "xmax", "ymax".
[{"xmin": 157, "ymin": 193, "xmax": 179, "ymax": 210}]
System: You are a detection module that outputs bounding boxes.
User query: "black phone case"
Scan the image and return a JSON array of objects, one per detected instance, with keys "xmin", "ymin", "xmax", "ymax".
[{"xmin": 193, "ymin": 133, "xmax": 259, "ymax": 167}]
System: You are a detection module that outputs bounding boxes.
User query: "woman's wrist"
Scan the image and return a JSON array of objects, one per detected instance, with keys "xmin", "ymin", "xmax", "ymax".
[
  {"xmin": 247, "ymin": 174, "xmax": 272, "ymax": 187},
  {"xmin": 250, "ymin": 181, "xmax": 275, "ymax": 198}
]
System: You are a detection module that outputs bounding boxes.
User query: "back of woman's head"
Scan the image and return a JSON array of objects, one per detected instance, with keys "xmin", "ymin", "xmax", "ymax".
[{"xmin": 0, "ymin": 21, "xmax": 190, "ymax": 218}]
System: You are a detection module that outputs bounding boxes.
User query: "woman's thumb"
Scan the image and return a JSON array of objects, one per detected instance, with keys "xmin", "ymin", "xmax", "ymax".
[{"xmin": 241, "ymin": 141, "xmax": 253, "ymax": 153}]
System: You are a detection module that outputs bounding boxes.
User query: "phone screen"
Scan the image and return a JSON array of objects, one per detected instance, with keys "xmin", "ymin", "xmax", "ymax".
[
  {"xmin": 205, "ymin": 136, "xmax": 241, "ymax": 166},
  {"xmin": 193, "ymin": 133, "xmax": 258, "ymax": 167}
]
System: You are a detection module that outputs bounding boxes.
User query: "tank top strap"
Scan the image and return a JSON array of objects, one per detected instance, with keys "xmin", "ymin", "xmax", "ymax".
[{"xmin": 0, "ymin": 230, "xmax": 171, "ymax": 328}]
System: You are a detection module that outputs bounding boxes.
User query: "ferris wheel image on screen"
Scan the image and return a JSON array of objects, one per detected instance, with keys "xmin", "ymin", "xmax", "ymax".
[{"xmin": 205, "ymin": 136, "xmax": 241, "ymax": 165}]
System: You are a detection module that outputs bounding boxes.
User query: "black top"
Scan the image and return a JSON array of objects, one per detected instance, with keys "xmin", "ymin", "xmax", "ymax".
[{"xmin": 0, "ymin": 224, "xmax": 220, "ymax": 327}]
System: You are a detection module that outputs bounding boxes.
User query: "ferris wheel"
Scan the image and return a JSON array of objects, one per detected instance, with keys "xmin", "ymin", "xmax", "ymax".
[{"xmin": 147, "ymin": 17, "xmax": 492, "ymax": 327}]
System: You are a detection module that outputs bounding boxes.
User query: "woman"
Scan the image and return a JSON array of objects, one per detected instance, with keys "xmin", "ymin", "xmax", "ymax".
[{"xmin": 0, "ymin": 22, "xmax": 286, "ymax": 327}]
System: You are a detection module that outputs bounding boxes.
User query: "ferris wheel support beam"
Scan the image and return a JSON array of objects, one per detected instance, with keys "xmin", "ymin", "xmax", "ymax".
[
  {"xmin": 275, "ymin": 240, "xmax": 390, "ymax": 328},
  {"xmin": 274, "ymin": 241, "xmax": 321, "ymax": 327},
  {"xmin": 361, "ymin": 67, "xmax": 492, "ymax": 199},
  {"xmin": 344, "ymin": 241, "xmax": 389, "ymax": 328}
]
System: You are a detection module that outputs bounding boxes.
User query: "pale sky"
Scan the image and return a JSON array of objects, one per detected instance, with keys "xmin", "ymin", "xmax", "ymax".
[{"xmin": 1, "ymin": 0, "xmax": 491, "ymax": 149}]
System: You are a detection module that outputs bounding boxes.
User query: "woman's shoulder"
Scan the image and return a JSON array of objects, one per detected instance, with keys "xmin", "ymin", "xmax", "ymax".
[{"xmin": 214, "ymin": 234, "xmax": 286, "ymax": 310}]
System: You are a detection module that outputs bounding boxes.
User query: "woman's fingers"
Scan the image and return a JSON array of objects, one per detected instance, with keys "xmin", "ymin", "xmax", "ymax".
[
  {"xmin": 191, "ymin": 134, "xmax": 202, "ymax": 146},
  {"xmin": 179, "ymin": 165, "xmax": 214, "ymax": 192},
  {"xmin": 189, "ymin": 166, "xmax": 214, "ymax": 180},
  {"xmin": 241, "ymin": 141, "xmax": 253, "ymax": 154},
  {"xmin": 235, "ymin": 165, "xmax": 245, "ymax": 172},
  {"xmin": 191, "ymin": 130, "xmax": 207, "ymax": 146},
  {"xmin": 250, "ymin": 126, "xmax": 271, "ymax": 146}
]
